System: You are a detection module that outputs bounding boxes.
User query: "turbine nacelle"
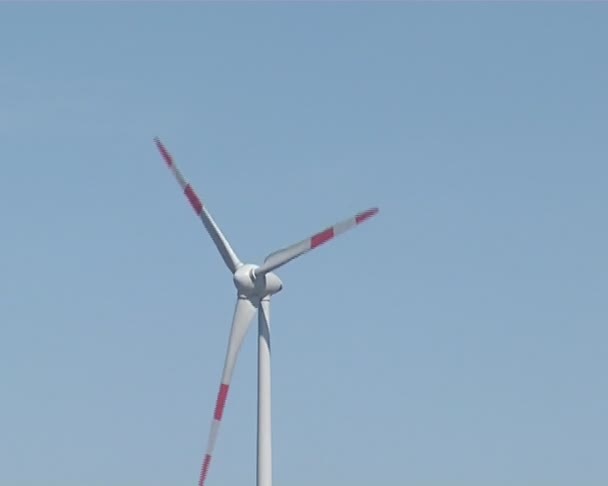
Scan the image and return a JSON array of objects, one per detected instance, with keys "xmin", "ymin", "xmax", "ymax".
[{"xmin": 233, "ymin": 263, "xmax": 283, "ymax": 298}]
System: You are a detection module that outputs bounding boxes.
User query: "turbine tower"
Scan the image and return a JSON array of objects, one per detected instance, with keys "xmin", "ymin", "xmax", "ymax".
[{"xmin": 154, "ymin": 138, "xmax": 379, "ymax": 486}]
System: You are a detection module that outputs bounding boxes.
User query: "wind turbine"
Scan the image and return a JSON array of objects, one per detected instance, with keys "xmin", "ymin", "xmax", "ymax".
[{"xmin": 154, "ymin": 138, "xmax": 379, "ymax": 486}]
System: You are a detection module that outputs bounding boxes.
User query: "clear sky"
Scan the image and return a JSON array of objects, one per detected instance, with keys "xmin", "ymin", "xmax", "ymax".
[{"xmin": 1, "ymin": 2, "xmax": 607, "ymax": 486}]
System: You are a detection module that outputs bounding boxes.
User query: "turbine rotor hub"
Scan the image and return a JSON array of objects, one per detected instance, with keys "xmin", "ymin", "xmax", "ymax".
[{"xmin": 233, "ymin": 263, "xmax": 283, "ymax": 297}]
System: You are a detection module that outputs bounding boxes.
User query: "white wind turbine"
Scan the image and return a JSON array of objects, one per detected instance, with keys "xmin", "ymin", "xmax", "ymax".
[{"xmin": 154, "ymin": 138, "xmax": 379, "ymax": 486}]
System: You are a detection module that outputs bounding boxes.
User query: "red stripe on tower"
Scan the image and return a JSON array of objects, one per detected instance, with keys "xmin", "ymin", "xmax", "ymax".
[
  {"xmin": 355, "ymin": 207, "xmax": 379, "ymax": 224},
  {"xmin": 199, "ymin": 453, "xmax": 212, "ymax": 486},
  {"xmin": 214, "ymin": 384, "xmax": 229, "ymax": 420},
  {"xmin": 184, "ymin": 185, "xmax": 203, "ymax": 215},
  {"xmin": 311, "ymin": 227, "xmax": 334, "ymax": 248},
  {"xmin": 154, "ymin": 138, "xmax": 173, "ymax": 167}
]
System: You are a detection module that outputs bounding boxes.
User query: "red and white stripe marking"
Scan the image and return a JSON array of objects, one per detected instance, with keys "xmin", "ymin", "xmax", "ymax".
[
  {"xmin": 154, "ymin": 137, "xmax": 204, "ymax": 216},
  {"xmin": 154, "ymin": 137, "xmax": 242, "ymax": 273},
  {"xmin": 195, "ymin": 298, "xmax": 256, "ymax": 485},
  {"xmin": 198, "ymin": 383, "xmax": 230, "ymax": 486},
  {"xmin": 258, "ymin": 206, "xmax": 379, "ymax": 275},
  {"xmin": 310, "ymin": 207, "xmax": 379, "ymax": 250}
]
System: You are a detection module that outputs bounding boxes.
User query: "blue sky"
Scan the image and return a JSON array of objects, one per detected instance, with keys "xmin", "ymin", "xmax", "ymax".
[{"xmin": 1, "ymin": 2, "xmax": 607, "ymax": 485}]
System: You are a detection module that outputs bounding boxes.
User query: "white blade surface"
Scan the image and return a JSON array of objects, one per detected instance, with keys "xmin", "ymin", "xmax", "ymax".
[
  {"xmin": 198, "ymin": 296, "xmax": 257, "ymax": 486},
  {"xmin": 154, "ymin": 138, "xmax": 242, "ymax": 273},
  {"xmin": 255, "ymin": 207, "xmax": 379, "ymax": 276}
]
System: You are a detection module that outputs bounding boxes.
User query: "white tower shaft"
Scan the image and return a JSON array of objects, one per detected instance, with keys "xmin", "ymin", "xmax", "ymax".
[{"xmin": 257, "ymin": 297, "xmax": 272, "ymax": 486}]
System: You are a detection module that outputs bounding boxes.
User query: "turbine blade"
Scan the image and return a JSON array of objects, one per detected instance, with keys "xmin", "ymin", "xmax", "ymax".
[
  {"xmin": 154, "ymin": 137, "xmax": 242, "ymax": 273},
  {"xmin": 199, "ymin": 296, "xmax": 258, "ymax": 486},
  {"xmin": 255, "ymin": 207, "xmax": 379, "ymax": 276}
]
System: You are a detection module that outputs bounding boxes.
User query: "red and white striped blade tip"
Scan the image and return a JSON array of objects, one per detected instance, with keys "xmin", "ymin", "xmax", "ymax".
[
  {"xmin": 356, "ymin": 207, "xmax": 379, "ymax": 223},
  {"xmin": 310, "ymin": 206, "xmax": 379, "ymax": 249},
  {"xmin": 154, "ymin": 137, "xmax": 174, "ymax": 167}
]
